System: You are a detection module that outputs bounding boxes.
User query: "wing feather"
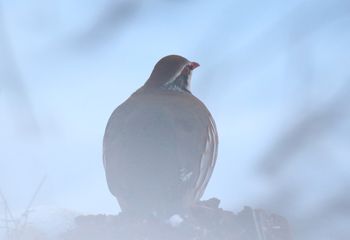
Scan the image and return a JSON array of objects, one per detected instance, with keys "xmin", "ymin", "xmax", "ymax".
[{"xmin": 193, "ymin": 114, "xmax": 218, "ymax": 202}]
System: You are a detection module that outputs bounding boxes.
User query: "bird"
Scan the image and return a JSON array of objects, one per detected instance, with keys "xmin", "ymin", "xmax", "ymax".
[{"xmin": 103, "ymin": 55, "xmax": 218, "ymax": 217}]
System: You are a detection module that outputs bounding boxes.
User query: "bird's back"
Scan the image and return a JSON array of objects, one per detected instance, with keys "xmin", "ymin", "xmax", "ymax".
[{"xmin": 103, "ymin": 87, "xmax": 217, "ymax": 216}]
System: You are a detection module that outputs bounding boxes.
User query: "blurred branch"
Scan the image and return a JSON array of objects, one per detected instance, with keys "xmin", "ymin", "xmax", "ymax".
[
  {"xmin": 258, "ymin": 81, "xmax": 350, "ymax": 176},
  {"xmin": 72, "ymin": 0, "xmax": 141, "ymax": 48},
  {"xmin": 292, "ymin": 186, "xmax": 350, "ymax": 238},
  {"xmin": 0, "ymin": 3, "xmax": 40, "ymax": 136},
  {"xmin": 198, "ymin": 0, "xmax": 350, "ymax": 96}
]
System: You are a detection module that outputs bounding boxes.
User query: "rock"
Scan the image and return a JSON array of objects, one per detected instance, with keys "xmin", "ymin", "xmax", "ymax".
[{"xmin": 62, "ymin": 199, "xmax": 292, "ymax": 240}]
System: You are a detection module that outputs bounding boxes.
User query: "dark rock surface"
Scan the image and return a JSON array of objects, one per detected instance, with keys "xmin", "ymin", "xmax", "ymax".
[{"xmin": 62, "ymin": 198, "xmax": 292, "ymax": 240}]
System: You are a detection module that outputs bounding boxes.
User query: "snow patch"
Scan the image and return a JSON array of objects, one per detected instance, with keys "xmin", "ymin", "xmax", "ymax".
[{"xmin": 166, "ymin": 214, "xmax": 183, "ymax": 227}]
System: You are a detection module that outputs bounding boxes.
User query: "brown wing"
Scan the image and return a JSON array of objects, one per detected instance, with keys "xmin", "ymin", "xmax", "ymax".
[{"xmin": 193, "ymin": 112, "xmax": 218, "ymax": 202}]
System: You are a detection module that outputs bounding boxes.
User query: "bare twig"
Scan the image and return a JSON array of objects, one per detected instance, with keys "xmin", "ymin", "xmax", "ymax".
[
  {"xmin": 0, "ymin": 176, "xmax": 46, "ymax": 240},
  {"xmin": 17, "ymin": 176, "xmax": 47, "ymax": 239},
  {"xmin": 0, "ymin": 190, "xmax": 15, "ymax": 239}
]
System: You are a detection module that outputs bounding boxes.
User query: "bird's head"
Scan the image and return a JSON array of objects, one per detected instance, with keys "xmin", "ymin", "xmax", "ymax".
[{"xmin": 145, "ymin": 55, "xmax": 199, "ymax": 93}]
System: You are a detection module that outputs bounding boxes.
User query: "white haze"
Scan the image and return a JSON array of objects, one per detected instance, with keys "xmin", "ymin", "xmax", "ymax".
[{"xmin": 1, "ymin": 0, "xmax": 350, "ymax": 239}]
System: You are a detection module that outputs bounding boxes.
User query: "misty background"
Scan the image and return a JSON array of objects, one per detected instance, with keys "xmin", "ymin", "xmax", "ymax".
[{"xmin": 1, "ymin": 0, "xmax": 350, "ymax": 239}]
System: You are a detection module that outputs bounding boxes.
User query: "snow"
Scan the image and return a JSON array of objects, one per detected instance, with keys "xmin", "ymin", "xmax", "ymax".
[{"xmin": 166, "ymin": 214, "xmax": 184, "ymax": 227}]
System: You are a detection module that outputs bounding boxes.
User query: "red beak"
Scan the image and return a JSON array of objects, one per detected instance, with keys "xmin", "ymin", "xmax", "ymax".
[{"xmin": 189, "ymin": 62, "xmax": 200, "ymax": 70}]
